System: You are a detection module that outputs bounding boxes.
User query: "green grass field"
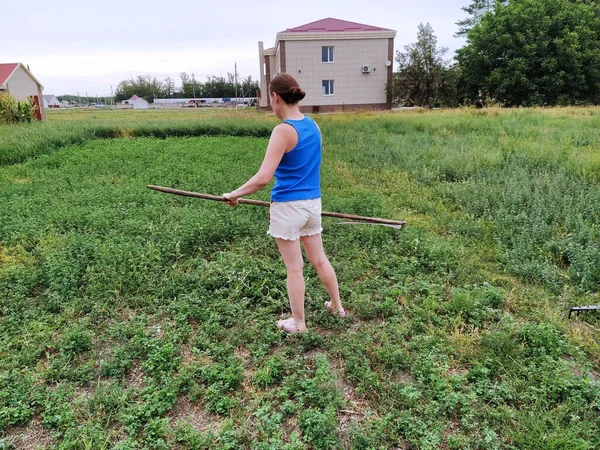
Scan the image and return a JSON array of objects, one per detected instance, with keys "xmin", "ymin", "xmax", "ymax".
[{"xmin": 1, "ymin": 108, "xmax": 599, "ymax": 449}]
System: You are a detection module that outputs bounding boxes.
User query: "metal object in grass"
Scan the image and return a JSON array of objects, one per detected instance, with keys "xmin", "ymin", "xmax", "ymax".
[
  {"xmin": 147, "ymin": 185, "xmax": 406, "ymax": 229},
  {"xmin": 333, "ymin": 221, "xmax": 403, "ymax": 230},
  {"xmin": 568, "ymin": 304, "xmax": 600, "ymax": 319}
]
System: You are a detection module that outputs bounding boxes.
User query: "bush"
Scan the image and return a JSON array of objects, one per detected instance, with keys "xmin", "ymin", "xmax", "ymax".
[{"xmin": 0, "ymin": 93, "xmax": 36, "ymax": 124}]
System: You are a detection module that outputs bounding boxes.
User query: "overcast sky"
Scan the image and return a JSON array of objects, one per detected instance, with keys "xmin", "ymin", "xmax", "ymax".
[{"xmin": 3, "ymin": 0, "xmax": 470, "ymax": 96}]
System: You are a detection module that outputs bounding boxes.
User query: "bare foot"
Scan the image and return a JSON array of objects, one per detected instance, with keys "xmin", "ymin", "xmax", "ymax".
[
  {"xmin": 276, "ymin": 317, "xmax": 307, "ymax": 333},
  {"xmin": 325, "ymin": 301, "xmax": 347, "ymax": 318}
]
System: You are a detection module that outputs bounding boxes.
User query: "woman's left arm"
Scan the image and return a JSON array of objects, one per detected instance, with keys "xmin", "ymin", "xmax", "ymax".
[{"xmin": 223, "ymin": 124, "xmax": 296, "ymax": 205}]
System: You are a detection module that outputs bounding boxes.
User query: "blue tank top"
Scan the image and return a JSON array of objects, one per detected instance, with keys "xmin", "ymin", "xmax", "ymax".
[{"xmin": 271, "ymin": 116, "xmax": 322, "ymax": 202}]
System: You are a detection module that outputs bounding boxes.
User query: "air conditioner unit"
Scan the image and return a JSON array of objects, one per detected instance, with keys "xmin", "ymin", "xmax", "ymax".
[{"xmin": 362, "ymin": 65, "xmax": 371, "ymax": 73}]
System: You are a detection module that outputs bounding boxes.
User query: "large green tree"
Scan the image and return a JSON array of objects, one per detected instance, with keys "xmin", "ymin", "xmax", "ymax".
[
  {"xmin": 455, "ymin": 0, "xmax": 508, "ymax": 37},
  {"xmin": 456, "ymin": 0, "xmax": 598, "ymax": 38},
  {"xmin": 456, "ymin": 0, "xmax": 600, "ymax": 106},
  {"xmin": 394, "ymin": 23, "xmax": 458, "ymax": 107}
]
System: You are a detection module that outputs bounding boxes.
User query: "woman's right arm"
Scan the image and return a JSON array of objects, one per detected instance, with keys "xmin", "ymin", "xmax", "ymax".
[{"xmin": 222, "ymin": 124, "xmax": 297, "ymax": 205}]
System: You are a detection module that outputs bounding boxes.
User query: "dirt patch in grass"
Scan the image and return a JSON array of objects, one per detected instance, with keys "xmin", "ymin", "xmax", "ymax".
[
  {"xmin": 235, "ymin": 346, "xmax": 255, "ymax": 381},
  {"xmin": 346, "ymin": 316, "xmax": 367, "ymax": 334},
  {"xmin": 126, "ymin": 360, "xmax": 145, "ymax": 390},
  {"xmin": 147, "ymin": 315, "xmax": 175, "ymax": 340},
  {"xmin": 390, "ymin": 370, "xmax": 414, "ymax": 383},
  {"xmin": 168, "ymin": 395, "xmax": 221, "ymax": 433},
  {"xmin": 1, "ymin": 418, "xmax": 54, "ymax": 450},
  {"xmin": 440, "ymin": 420, "xmax": 460, "ymax": 450},
  {"xmin": 330, "ymin": 357, "xmax": 370, "ymax": 448},
  {"xmin": 281, "ymin": 415, "xmax": 300, "ymax": 442},
  {"xmin": 181, "ymin": 342, "xmax": 196, "ymax": 366},
  {"xmin": 235, "ymin": 346, "xmax": 264, "ymax": 404},
  {"xmin": 75, "ymin": 383, "xmax": 95, "ymax": 400},
  {"xmin": 447, "ymin": 366, "xmax": 469, "ymax": 377},
  {"xmin": 181, "ymin": 319, "xmax": 206, "ymax": 367}
]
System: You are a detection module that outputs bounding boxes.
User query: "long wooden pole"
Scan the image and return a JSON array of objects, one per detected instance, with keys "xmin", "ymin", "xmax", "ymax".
[{"xmin": 147, "ymin": 185, "xmax": 406, "ymax": 228}]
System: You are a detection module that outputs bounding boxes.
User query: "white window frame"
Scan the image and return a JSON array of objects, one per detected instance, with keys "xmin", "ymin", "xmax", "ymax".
[
  {"xmin": 321, "ymin": 46, "xmax": 334, "ymax": 63},
  {"xmin": 322, "ymin": 80, "xmax": 335, "ymax": 96}
]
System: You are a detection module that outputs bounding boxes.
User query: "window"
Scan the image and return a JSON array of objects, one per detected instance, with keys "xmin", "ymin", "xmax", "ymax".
[
  {"xmin": 321, "ymin": 46, "xmax": 334, "ymax": 63},
  {"xmin": 322, "ymin": 80, "xmax": 334, "ymax": 96}
]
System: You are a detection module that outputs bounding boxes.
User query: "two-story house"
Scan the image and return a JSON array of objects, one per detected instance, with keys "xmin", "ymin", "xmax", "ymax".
[{"xmin": 258, "ymin": 18, "xmax": 397, "ymax": 112}]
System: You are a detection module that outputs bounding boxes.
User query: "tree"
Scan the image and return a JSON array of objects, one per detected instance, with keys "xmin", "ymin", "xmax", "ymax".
[
  {"xmin": 393, "ymin": 23, "xmax": 458, "ymax": 107},
  {"xmin": 240, "ymin": 75, "xmax": 260, "ymax": 98},
  {"xmin": 456, "ymin": 0, "xmax": 600, "ymax": 106},
  {"xmin": 455, "ymin": 0, "xmax": 508, "ymax": 37},
  {"xmin": 202, "ymin": 75, "xmax": 232, "ymax": 98},
  {"xmin": 114, "ymin": 75, "xmax": 167, "ymax": 102},
  {"xmin": 164, "ymin": 77, "xmax": 175, "ymax": 98},
  {"xmin": 180, "ymin": 72, "xmax": 201, "ymax": 98}
]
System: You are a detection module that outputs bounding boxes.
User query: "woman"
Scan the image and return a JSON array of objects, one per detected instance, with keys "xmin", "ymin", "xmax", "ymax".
[{"xmin": 222, "ymin": 73, "xmax": 345, "ymax": 333}]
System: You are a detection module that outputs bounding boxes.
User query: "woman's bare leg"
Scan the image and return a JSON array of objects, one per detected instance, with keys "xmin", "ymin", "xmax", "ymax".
[
  {"xmin": 301, "ymin": 233, "xmax": 343, "ymax": 313},
  {"xmin": 275, "ymin": 238, "xmax": 308, "ymax": 331}
]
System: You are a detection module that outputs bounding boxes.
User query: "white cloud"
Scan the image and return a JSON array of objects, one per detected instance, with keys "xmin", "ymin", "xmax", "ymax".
[
  {"xmin": 21, "ymin": 47, "xmax": 259, "ymax": 95},
  {"xmin": 5, "ymin": 0, "xmax": 469, "ymax": 95}
]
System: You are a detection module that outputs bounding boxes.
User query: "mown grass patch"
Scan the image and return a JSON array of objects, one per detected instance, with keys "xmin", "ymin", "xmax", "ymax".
[{"xmin": 0, "ymin": 109, "xmax": 276, "ymax": 166}]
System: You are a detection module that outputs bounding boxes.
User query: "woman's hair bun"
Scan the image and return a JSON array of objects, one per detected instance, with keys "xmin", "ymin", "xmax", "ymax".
[
  {"xmin": 289, "ymin": 86, "xmax": 306, "ymax": 102},
  {"xmin": 270, "ymin": 73, "xmax": 305, "ymax": 104}
]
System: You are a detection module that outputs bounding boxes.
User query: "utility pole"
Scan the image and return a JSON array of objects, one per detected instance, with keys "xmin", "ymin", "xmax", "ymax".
[
  {"xmin": 77, "ymin": 92, "xmax": 81, "ymax": 107},
  {"xmin": 110, "ymin": 85, "xmax": 114, "ymax": 109},
  {"xmin": 235, "ymin": 62, "xmax": 238, "ymax": 108},
  {"xmin": 85, "ymin": 91, "xmax": 88, "ymax": 106}
]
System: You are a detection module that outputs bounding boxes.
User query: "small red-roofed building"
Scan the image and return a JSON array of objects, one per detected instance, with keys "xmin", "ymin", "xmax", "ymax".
[
  {"xmin": 258, "ymin": 18, "xmax": 396, "ymax": 112},
  {"xmin": 0, "ymin": 62, "xmax": 45, "ymax": 120}
]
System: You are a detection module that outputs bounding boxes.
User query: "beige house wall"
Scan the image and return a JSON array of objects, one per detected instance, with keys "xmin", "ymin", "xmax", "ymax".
[
  {"xmin": 274, "ymin": 44, "xmax": 281, "ymax": 75},
  {"xmin": 259, "ymin": 45, "xmax": 276, "ymax": 108},
  {"xmin": 270, "ymin": 55, "xmax": 278, "ymax": 78},
  {"xmin": 285, "ymin": 38, "xmax": 390, "ymax": 106},
  {"xmin": 5, "ymin": 65, "xmax": 45, "ymax": 119},
  {"xmin": 266, "ymin": 54, "xmax": 279, "ymax": 105},
  {"xmin": 258, "ymin": 42, "xmax": 267, "ymax": 108},
  {"xmin": 6, "ymin": 65, "xmax": 39, "ymax": 101}
]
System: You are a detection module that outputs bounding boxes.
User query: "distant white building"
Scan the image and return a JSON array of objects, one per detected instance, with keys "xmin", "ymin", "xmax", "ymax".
[
  {"xmin": 43, "ymin": 94, "xmax": 61, "ymax": 108},
  {"xmin": 122, "ymin": 95, "xmax": 149, "ymax": 109},
  {"xmin": 153, "ymin": 97, "xmax": 257, "ymax": 107},
  {"xmin": 154, "ymin": 98, "xmax": 223, "ymax": 105}
]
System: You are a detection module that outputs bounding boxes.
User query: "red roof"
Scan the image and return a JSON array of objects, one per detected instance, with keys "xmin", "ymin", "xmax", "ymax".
[
  {"xmin": 281, "ymin": 18, "xmax": 391, "ymax": 33},
  {"xmin": 0, "ymin": 63, "xmax": 19, "ymax": 86}
]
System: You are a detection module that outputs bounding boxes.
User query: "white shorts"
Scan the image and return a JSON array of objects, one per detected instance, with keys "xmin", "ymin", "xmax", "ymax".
[{"xmin": 267, "ymin": 198, "xmax": 323, "ymax": 241}]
